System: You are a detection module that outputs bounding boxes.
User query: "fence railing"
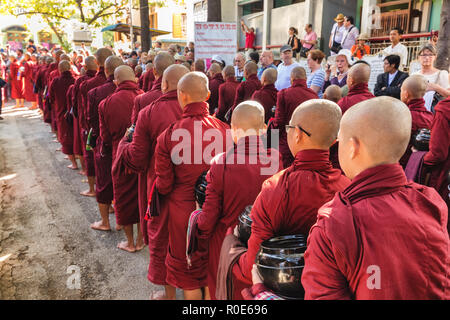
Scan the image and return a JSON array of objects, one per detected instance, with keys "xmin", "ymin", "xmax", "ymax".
[{"xmin": 371, "ymin": 10, "xmax": 410, "ymax": 38}]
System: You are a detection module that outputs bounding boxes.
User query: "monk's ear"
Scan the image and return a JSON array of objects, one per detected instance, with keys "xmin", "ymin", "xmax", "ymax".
[
  {"xmin": 206, "ymin": 90, "xmax": 211, "ymax": 101},
  {"xmin": 349, "ymin": 137, "xmax": 360, "ymax": 159}
]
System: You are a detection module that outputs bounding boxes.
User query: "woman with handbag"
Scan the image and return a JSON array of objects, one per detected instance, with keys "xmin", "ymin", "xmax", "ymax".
[
  {"xmin": 300, "ymin": 24, "xmax": 317, "ymax": 59},
  {"xmin": 287, "ymin": 27, "xmax": 300, "ymax": 59}
]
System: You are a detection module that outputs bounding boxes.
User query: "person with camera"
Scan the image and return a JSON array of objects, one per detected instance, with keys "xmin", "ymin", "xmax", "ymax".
[
  {"xmin": 323, "ymin": 49, "xmax": 352, "ymax": 92},
  {"xmin": 351, "ymin": 33, "xmax": 370, "ymax": 59}
]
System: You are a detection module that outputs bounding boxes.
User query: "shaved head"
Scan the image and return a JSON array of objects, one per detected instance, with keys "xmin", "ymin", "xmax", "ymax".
[
  {"xmin": 95, "ymin": 48, "xmax": 113, "ymax": 66},
  {"xmin": 55, "ymin": 50, "xmax": 64, "ymax": 62},
  {"xmin": 114, "ymin": 65, "xmax": 136, "ymax": 84},
  {"xmin": 60, "ymin": 54, "xmax": 70, "ymax": 62},
  {"xmin": 244, "ymin": 61, "xmax": 258, "ymax": 75},
  {"xmin": 58, "ymin": 60, "xmax": 71, "ymax": 72},
  {"xmin": 324, "ymin": 85, "xmax": 342, "ymax": 103},
  {"xmin": 348, "ymin": 63, "xmax": 370, "ymax": 86},
  {"xmin": 178, "ymin": 72, "xmax": 210, "ymax": 107},
  {"xmin": 262, "ymin": 68, "xmax": 277, "ymax": 84},
  {"xmin": 401, "ymin": 74, "xmax": 427, "ymax": 100},
  {"xmin": 161, "ymin": 64, "xmax": 190, "ymax": 93},
  {"xmin": 194, "ymin": 59, "xmax": 206, "ymax": 72},
  {"xmin": 339, "ymin": 96, "xmax": 411, "ymax": 178},
  {"xmin": 146, "ymin": 62, "xmax": 153, "ymax": 71},
  {"xmin": 231, "ymin": 101, "xmax": 265, "ymax": 131},
  {"xmin": 209, "ymin": 63, "xmax": 221, "ymax": 76},
  {"xmin": 223, "ymin": 65, "xmax": 235, "ymax": 79},
  {"xmin": 154, "ymin": 52, "xmax": 175, "ymax": 76},
  {"xmin": 84, "ymin": 56, "xmax": 98, "ymax": 71},
  {"xmin": 290, "ymin": 67, "xmax": 307, "ymax": 80},
  {"xmin": 104, "ymin": 55, "xmax": 123, "ymax": 76},
  {"xmin": 290, "ymin": 99, "xmax": 342, "ymax": 149}
]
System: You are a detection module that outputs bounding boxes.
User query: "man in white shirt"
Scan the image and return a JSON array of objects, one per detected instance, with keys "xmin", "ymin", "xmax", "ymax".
[
  {"xmin": 341, "ymin": 16, "xmax": 359, "ymax": 51},
  {"xmin": 234, "ymin": 52, "xmax": 245, "ymax": 81},
  {"xmin": 275, "ymin": 45, "xmax": 300, "ymax": 91},
  {"xmin": 382, "ymin": 28, "xmax": 408, "ymax": 71},
  {"xmin": 329, "ymin": 13, "xmax": 346, "ymax": 55}
]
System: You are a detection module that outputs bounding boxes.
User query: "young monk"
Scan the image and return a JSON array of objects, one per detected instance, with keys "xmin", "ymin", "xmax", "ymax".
[
  {"xmin": 9, "ymin": 54, "xmax": 24, "ymax": 108},
  {"xmin": 337, "ymin": 62, "xmax": 374, "ymax": 114},
  {"xmin": 116, "ymin": 64, "xmax": 189, "ymax": 299},
  {"xmin": 232, "ymin": 61, "xmax": 261, "ymax": 110},
  {"xmin": 48, "ymin": 61, "xmax": 76, "ymax": 167},
  {"xmin": 323, "ymin": 84, "xmax": 342, "ymax": 103},
  {"xmin": 100, "ymin": 66, "xmax": 143, "ymax": 251},
  {"xmin": 89, "ymin": 56, "xmax": 124, "ymax": 232},
  {"xmin": 142, "ymin": 54, "xmax": 156, "ymax": 92},
  {"xmin": 154, "ymin": 71, "xmax": 229, "ymax": 300},
  {"xmin": 399, "ymin": 74, "xmax": 433, "ymax": 168},
  {"xmin": 251, "ymin": 68, "xmax": 278, "ymax": 123},
  {"xmin": 231, "ymin": 99, "xmax": 350, "ymax": 297},
  {"xmin": 79, "ymin": 48, "xmax": 113, "ymax": 197},
  {"xmin": 302, "ymin": 96, "xmax": 449, "ymax": 299},
  {"xmin": 23, "ymin": 53, "xmax": 38, "ymax": 109},
  {"xmin": 131, "ymin": 52, "xmax": 174, "ymax": 124},
  {"xmin": 207, "ymin": 63, "xmax": 224, "ymax": 115},
  {"xmin": 273, "ymin": 67, "xmax": 318, "ymax": 168},
  {"xmin": 216, "ymin": 65, "xmax": 239, "ymax": 122},
  {"xmin": 196, "ymin": 101, "xmax": 281, "ymax": 299}
]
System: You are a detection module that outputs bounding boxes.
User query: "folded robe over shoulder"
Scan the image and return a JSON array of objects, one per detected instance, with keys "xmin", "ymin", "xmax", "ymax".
[
  {"xmin": 251, "ymin": 84, "xmax": 278, "ymax": 123},
  {"xmin": 216, "ymin": 78, "xmax": 239, "ymax": 123},
  {"xmin": 208, "ymin": 73, "xmax": 224, "ymax": 114},
  {"xmin": 131, "ymin": 77, "xmax": 162, "ymax": 124},
  {"xmin": 337, "ymin": 82, "xmax": 375, "ymax": 115},
  {"xmin": 231, "ymin": 74, "xmax": 261, "ymax": 110}
]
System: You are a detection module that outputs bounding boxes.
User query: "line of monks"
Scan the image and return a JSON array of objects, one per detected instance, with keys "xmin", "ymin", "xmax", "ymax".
[{"xmin": 32, "ymin": 46, "xmax": 448, "ymax": 300}]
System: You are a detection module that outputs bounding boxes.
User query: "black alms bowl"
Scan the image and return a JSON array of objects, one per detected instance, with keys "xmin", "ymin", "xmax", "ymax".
[
  {"xmin": 413, "ymin": 128, "xmax": 431, "ymax": 151},
  {"xmin": 256, "ymin": 234, "xmax": 307, "ymax": 300},
  {"xmin": 237, "ymin": 205, "xmax": 253, "ymax": 247},
  {"xmin": 194, "ymin": 171, "xmax": 208, "ymax": 208}
]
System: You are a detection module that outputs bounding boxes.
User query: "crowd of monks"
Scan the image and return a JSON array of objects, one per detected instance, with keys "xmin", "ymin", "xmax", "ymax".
[{"xmin": 27, "ymin": 45, "xmax": 448, "ymax": 300}]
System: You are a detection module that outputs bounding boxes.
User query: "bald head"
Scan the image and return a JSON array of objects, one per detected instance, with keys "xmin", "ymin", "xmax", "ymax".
[
  {"xmin": 194, "ymin": 59, "xmax": 206, "ymax": 72},
  {"xmin": 154, "ymin": 52, "xmax": 175, "ymax": 76},
  {"xmin": 162, "ymin": 64, "xmax": 190, "ymax": 93},
  {"xmin": 223, "ymin": 65, "xmax": 235, "ymax": 79},
  {"xmin": 339, "ymin": 96, "xmax": 411, "ymax": 177},
  {"xmin": 324, "ymin": 85, "xmax": 342, "ymax": 103},
  {"xmin": 262, "ymin": 68, "xmax": 277, "ymax": 85},
  {"xmin": 290, "ymin": 67, "xmax": 307, "ymax": 80},
  {"xmin": 104, "ymin": 55, "xmax": 124, "ymax": 77},
  {"xmin": 244, "ymin": 61, "xmax": 258, "ymax": 76},
  {"xmin": 290, "ymin": 99, "xmax": 342, "ymax": 149},
  {"xmin": 95, "ymin": 48, "xmax": 113, "ymax": 66},
  {"xmin": 84, "ymin": 56, "xmax": 98, "ymax": 71},
  {"xmin": 114, "ymin": 65, "xmax": 136, "ymax": 84},
  {"xmin": 178, "ymin": 72, "xmax": 210, "ymax": 106},
  {"xmin": 55, "ymin": 50, "xmax": 64, "ymax": 62},
  {"xmin": 60, "ymin": 54, "xmax": 70, "ymax": 62},
  {"xmin": 231, "ymin": 101, "xmax": 265, "ymax": 132},
  {"xmin": 348, "ymin": 63, "xmax": 370, "ymax": 86},
  {"xmin": 401, "ymin": 74, "xmax": 427, "ymax": 100},
  {"xmin": 58, "ymin": 60, "xmax": 71, "ymax": 72},
  {"xmin": 208, "ymin": 63, "xmax": 222, "ymax": 76}
]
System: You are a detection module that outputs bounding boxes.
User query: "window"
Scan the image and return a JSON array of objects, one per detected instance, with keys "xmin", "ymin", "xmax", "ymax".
[
  {"xmin": 273, "ymin": 0, "xmax": 304, "ymax": 9},
  {"xmin": 242, "ymin": 0, "xmax": 263, "ymax": 15},
  {"xmin": 173, "ymin": 13, "xmax": 187, "ymax": 38},
  {"xmin": 194, "ymin": 0, "xmax": 208, "ymax": 22}
]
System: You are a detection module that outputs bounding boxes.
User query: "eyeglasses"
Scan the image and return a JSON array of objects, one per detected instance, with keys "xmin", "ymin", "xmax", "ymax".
[
  {"xmin": 419, "ymin": 54, "xmax": 435, "ymax": 57},
  {"xmin": 285, "ymin": 124, "xmax": 311, "ymax": 136}
]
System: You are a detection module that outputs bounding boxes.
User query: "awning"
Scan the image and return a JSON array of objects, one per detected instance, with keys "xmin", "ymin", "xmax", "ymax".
[{"xmin": 101, "ymin": 24, "xmax": 170, "ymax": 37}]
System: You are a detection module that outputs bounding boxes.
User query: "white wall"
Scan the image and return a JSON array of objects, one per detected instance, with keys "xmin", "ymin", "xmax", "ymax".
[{"xmin": 270, "ymin": 2, "xmax": 306, "ymax": 45}]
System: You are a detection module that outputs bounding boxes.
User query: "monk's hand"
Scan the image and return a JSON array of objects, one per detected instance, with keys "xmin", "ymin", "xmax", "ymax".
[
  {"xmin": 233, "ymin": 225, "xmax": 240, "ymax": 238},
  {"xmin": 251, "ymin": 265, "xmax": 263, "ymax": 285},
  {"xmin": 411, "ymin": 146, "xmax": 418, "ymax": 153}
]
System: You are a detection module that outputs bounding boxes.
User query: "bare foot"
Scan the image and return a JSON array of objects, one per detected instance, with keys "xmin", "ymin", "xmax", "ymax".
[
  {"xmin": 81, "ymin": 179, "xmax": 88, "ymax": 183},
  {"xmin": 64, "ymin": 155, "xmax": 69, "ymax": 160},
  {"xmin": 149, "ymin": 290, "xmax": 167, "ymax": 300},
  {"xmin": 115, "ymin": 224, "xmax": 123, "ymax": 231},
  {"xmin": 117, "ymin": 241, "xmax": 136, "ymax": 253},
  {"xmin": 67, "ymin": 164, "xmax": 78, "ymax": 170},
  {"xmin": 135, "ymin": 241, "xmax": 145, "ymax": 251},
  {"xmin": 78, "ymin": 170, "xmax": 86, "ymax": 176},
  {"xmin": 109, "ymin": 206, "xmax": 114, "ymax": 214},
  {"xmin": 80, "ymin": 190, "xmax": 96, "ymax": 197},
  {"xmin": 90, "ymin": 220, "xmax": 111, "ymax": 231}
]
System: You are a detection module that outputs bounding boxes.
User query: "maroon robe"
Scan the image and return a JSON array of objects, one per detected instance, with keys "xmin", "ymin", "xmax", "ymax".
[
  {"xmin": 9, "ymin": 61, "xmax": 24, "ymax": 99},
  {"xmin": 251, "ymin": 84, "xmax": 278, "ymax": 123},
  {"xmin": 23, "ymin": 60, "xmax": 37, "ymax": 102},
  {"xmin": 116, "ymin": 90, "xmax": 182, "ymax": 285},
  {"xmin": 232, "ymin": 74, "xmax": 261, "ymax": 110},
  {"xmin": 232, "ymin": 149, "xmax": 350, "ymax": 298},
  {"xmin": 131, "ymin": 76, "xmax": 162, "ymax": 124},
  {"xmin": 80, "ymin": 67, "xmax": 107, "ymax": 177},
  {"xmin": 43, "ymin": 62, "xmax": 58, "ymax": 125},
  {"xmin": 400, "ymin": 98, "xmax": 434, "ymax": 168},
  {"xmin": 35, "ymin": 64, "xmax": 48, "ymax": 112},
  {"xmin": 208, "ymin": 73, "xmax": 224, "ymax": 114},
  {"xmin": 197, "ymin": 136, "xmax": 281, "ymax": 299},
  {"xmin": 424, "ymin": 96, "xmax": 450, "ymax": 212},
  {"xmin": 48, "ymin": 71, "xmax": 76, "ymax": 154},
  {"xmin": 88, "ymin": 75, "xmax": 117, "ymax": 204},
  {"xmin": 142, "ymin": 68, "xmax": 156, "ymax": 92},
  {"xmin": 154, "ymin": 101, "xmax": 230, "ymax": 289},
  {"xmin": 302, "ymin": 164, "xmax": 449, "ymax": 299},
  {"xmin": 337, "ymin": 82, "xmax": 375, "ymax": 114},
  {"xmin": 273, "ymin": 79, "xmax": 318, "ymax": 168},
  {"xmin": 101, "ymin": 81, "xmax": 143, "ymax": 225},
  {"xmin": 216, "ymin": 78, "xmax": 239, "ymax": 122}
]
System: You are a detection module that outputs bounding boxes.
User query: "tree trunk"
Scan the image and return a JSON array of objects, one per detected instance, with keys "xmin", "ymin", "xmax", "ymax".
[
  {"xmin": 207, "ymin": 0, "xmax": 221, "ymax": 22},
  {"xmin": 436, "ymin": 0, "xmax": 449, "ymax": 70},
  {"xmin": 140, "ymin": 0, "xmax": 151, "ymax": 52}
]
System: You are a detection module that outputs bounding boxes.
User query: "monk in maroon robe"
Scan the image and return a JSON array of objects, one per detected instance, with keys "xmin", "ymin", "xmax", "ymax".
[
  {"xmin": 216, "ymin": 66, "xmax": 239, "ymax": 122},
  {"xmin": 154, "ymin": 72, "xmax": 229, "ymax": 299},
  {"xmin": 79, "ymin": 48, "xmax": 113, "ymax": 197},
  {"xmin": 48, "ymin": 61, "xmax": 77, "ymax": 167},
  {"xmin": 131, "ymin": 52, "xmax": 174, "ymax": 124},
  {"xmin": 71, "ymin": 56, "xmax": 98, "ymax": 173},
  {"xmin": 273, "ymin": 67, "xmax": 318, "ymax": 168},
  {"xmin": 251, "ymin": 68, "xmax": 278, "ymax": 123},
  {"xmin": 197, "ymin": 101, "xmax": 281, "ymax": 300},
  {"xmin": 34, "ymin": 56, "xmax": 51, "ymax": 114},
  {"xmin": 142, "ymin": 63, "xmax": 155, "ymax": 92},
  {"xmin": 302, "ymin": 96, "xmax": 449, "ymax": 299},
  {"xmin": 230, "ymin": 99, "xmax": 350, "ymax": 299},
  {"xmin": 399, "ymin": 75, "xmax": 433, "ymax": 167},
  {"xmin": 232, "ymin": 61, "xmax": 261, "ymax": 110},
  {"xmin": 207, "ymin": 63, "xmax": 224, "ymax": 115},
  {"xmin": 100, "ymin": 66, "xmax": 144, "ymax": 251},
  {"xmin": 424, "ymin": 96, "xmax": 450, "ymax": 219},
  {"xmin": 23, "ymin": 53, "xmax": 38, "ymax": 109},
  {"xmin": 9, "ymin": 55, "xmax": 24, "ymax": 108},
  {"xmin": 88, "ymin": 56, "xmax": 123, "ymax": 232},
  {"xmin": 116, "ymin": 64, "xmax": 189, "ymax": 299},
  {"xmin": 337, "ymin": 63, "xmax": 375, "ymax": 114}
]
